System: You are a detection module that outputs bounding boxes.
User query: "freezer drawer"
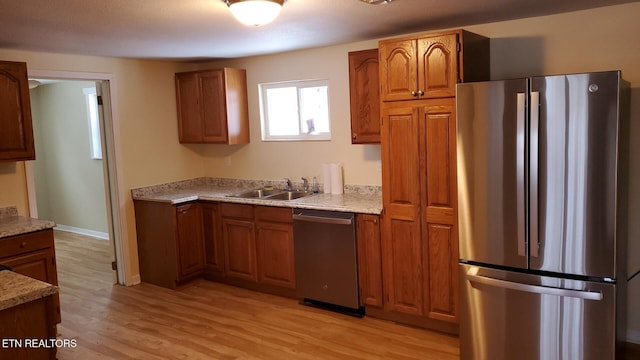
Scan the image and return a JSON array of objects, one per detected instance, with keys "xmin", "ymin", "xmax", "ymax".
[{"xmin": 460, "ymin": 264, "xmax": 616, "ymax": 360}]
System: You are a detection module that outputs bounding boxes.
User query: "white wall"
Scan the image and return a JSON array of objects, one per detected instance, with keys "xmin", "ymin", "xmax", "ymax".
[
  {"xmin": 189, "ymin": 39, "xmax": 382, "ymax": 187},
  {"xmin": 30, "ymin": 81, "xmax": 109, "ymax": 234}
]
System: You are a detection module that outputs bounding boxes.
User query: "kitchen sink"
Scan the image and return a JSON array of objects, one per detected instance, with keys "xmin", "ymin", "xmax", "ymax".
[
  {"xmin": 227, "ymin": 188, "xmax": 312, "ymax": 201},
  {"xmin": 264, "ymin": 191, "xmax": 311, "ymax": 201},
  {"xmin": 227, "ymin": 188, "xmax": 282, "ymax": 199}
]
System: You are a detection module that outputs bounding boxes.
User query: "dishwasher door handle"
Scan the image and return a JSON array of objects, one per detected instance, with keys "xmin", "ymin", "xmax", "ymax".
[{"xmin": 292, "ymin": 213, "xmax": 353, "ymax": 225}]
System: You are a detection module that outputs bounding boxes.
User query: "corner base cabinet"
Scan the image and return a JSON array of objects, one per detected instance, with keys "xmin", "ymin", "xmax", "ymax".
[
  {"xmin": 134, "ymin": 200, "xmax": 296, "ymax": 297},
  {"xmin": 133, "ymin": 200, "xmax": 205, "ymax": 289}
]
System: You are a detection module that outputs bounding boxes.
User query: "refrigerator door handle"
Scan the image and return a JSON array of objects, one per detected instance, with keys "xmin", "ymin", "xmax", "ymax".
[
  {"xmin": 466, "ymin": 268, "xmax": 602, "ymax": 301},
  {"xmin": 529, "ymin": 91, "xmax": 540, "ymax": 258},
  {"xmin": 516, "ymin": 93, "xmax": 526, "ymax": 257}
]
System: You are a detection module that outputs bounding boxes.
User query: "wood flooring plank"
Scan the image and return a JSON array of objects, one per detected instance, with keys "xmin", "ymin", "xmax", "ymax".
[{"xmin": 52, "ymin": 230, "xmax": 460, "ymax": 359}]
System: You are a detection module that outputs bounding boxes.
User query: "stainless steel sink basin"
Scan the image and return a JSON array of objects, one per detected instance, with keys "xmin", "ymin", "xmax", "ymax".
[
  {"xmin": 227, "ymin": 188, "xmax": 282, "ymax": 199},
  {"xmin": 264, "ymin": 191, "xmax": 311, "ymax": 201}
]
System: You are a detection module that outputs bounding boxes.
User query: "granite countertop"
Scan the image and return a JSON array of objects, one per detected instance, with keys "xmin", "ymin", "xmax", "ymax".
[
  {"xmin": 0, "ymin": 270, "xmax": 59, "ymax": 311},
  {"xmin": 0, "ymin": 206, "xmax": 56, "ymax": 239},
  {"xmin": 131, "ymin": 177, "xmax": 383, "ymax": 215}
]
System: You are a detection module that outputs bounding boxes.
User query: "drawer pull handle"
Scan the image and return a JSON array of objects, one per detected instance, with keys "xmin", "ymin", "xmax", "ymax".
[{"xmin": 20, "ymin": 241, "xmax": 27, "ymax": 248}]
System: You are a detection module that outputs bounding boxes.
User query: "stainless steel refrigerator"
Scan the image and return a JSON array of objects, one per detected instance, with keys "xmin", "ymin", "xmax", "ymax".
[{"xmin": 456, "ymin": 71, "xmax": 629, "ymax": 360}]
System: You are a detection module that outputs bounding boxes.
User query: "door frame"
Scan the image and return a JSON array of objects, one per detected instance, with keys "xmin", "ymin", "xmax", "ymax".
[{"xmin": 25, "ymin": 69, "xmax": 129, "ymax": 285}]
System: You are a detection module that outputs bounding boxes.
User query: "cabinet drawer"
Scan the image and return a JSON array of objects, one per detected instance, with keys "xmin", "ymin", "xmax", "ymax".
[
  {"xmin": 220, "ymin": 203, "xmax": 254, "ymax": 220},
  {"xmin": 0, "ymin": 230, "xmax": 53, "ymax": 258},
  {"xmin": 255, "ymin": 206, "xmax": 292, "ymax": 223}
]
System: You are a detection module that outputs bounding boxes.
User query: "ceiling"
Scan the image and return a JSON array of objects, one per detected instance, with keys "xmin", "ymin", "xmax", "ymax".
[{"xmin": 0, "ymin": 0, "xmax": 636, "ymax": 61}]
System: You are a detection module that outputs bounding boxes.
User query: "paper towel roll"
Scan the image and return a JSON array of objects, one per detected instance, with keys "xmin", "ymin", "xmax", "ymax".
[
  {"xmin": 322, "ymin": 163, "xmax": 332, "ymax": 194},
  {"xmin": 330, "ymin": 163, "xmax": 343, "ymax": 195}
]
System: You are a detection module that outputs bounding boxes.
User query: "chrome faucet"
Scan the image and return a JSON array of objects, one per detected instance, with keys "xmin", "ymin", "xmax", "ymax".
[
  {"xmin": 301, "ymin": 177, "xmax": 309, "ymax": 192},
  {"xmin": 284, "ymin": 178, "xmax": 293, "ymax": 191}
]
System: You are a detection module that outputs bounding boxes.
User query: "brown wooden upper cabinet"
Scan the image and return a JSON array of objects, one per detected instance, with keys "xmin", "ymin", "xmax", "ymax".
[
  {"xmin": 175, "ymin": 68, "xmax": 249, "ymax": 144},
  {"xmin": 379, "ymin": 30, "xmax": 490, "ymax": 101},
  {"xmin": 0, "ymin": 61, "xmax": 35, "ymax": 161},
  {"xmin": 348, "ymin": 49, "xmax": 380, "ymax": 144}
]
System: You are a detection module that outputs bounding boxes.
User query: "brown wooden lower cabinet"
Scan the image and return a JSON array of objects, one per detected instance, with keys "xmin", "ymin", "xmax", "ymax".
[
  {"xmin": 355, "ymin": 214, "xmax": 383, "ymax": 308},
  {"xmin": 219, "ymin": 204, "xmax": 296, "ymax": 291},
  {"xmin": 0, "ymin": 295, "xmax": 57, "ymax": 360},
  {"xmin": 255, "ymin": 206, "xmax": 295, "ymax": 289},
  {"xmin": 176, "ymin": 203, "xmax": 205, "ymax": 279},
  {"xmin": 220, "ymin": 203, "xmax": 257, "ymax": 282},
  {"xmin": 0, "ymin": 229, "xmax": 61, "ymax": 324},
  {"xmin": 134, "ymin": 199, "xmax": 457, "ymax": 333},
  {"xmin": 133, "ymin": 200, "xmax": 205, "ymax": 289},
  {"xmin": 135, "ymin": 200, "xmax": 296, "ymax": 296},
  {"xmin": 201, "ymin": 203, "xmax": 224, "ymax": 274}
]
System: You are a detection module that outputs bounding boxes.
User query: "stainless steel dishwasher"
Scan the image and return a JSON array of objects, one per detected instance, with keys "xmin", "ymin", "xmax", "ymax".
[{"xmin": 292, "ymin": 209, "xmax": 363, "ymax": 316}]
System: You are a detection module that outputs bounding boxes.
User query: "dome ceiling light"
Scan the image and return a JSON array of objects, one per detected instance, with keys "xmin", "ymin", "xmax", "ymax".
[
  {"xmin": 224, "ymin": 0, "xmax": 286, "ymax": 26},
  {"xmin": 359, "ymin": 0, "xmax": 395, "ymax": 4}
]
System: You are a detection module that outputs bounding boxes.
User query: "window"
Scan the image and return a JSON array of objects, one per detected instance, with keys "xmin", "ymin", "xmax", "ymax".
[
  {"xmin": 83, "ymin": 87, "xmax": 102, "ymax": 159},
  {"xmin": 259, "ymin": 79, "xmax": 330, "ymax": 141}
]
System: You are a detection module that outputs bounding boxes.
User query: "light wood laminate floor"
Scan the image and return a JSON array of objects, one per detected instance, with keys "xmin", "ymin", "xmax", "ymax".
[{"xmin": 53, "ymin": 230, "xmax": 460, "ymax": 359}]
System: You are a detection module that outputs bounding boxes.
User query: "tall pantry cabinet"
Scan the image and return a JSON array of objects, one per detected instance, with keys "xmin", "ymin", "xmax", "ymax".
[{"xmin": 378, "ymin": 29, "xmax": 489, "ymax": 333}]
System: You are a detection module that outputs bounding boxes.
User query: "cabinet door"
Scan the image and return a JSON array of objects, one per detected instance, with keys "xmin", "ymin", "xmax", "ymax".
[
  {"xmin": 202, "ymin": 203, "xmax": 224, "ymax": 274},
  {"xmin": 176, "ymin": 203, "xmax": 205, "ymax": 279},
  {"xmin": 379, "ymin": 39, "xmax": 417, "ymax": 102},
  {"xmin": 199, "ymin": 70, "xmax": 229, "ymax": 143},
  {"xmin": 176, "ymin": 72, "xmax": 203, "ymax": 143},
  {"xmin": 1, "ymin": 247, "xmax": 61, "ymax": 324},
  {"xmin": 380, "ymin": 102, "xmax": 423, "ymax": 315},
  {"xmin": 0, "ymin": 61, "xmax": 35, "ymax": 161},
  {"xmin": 256, "ymin": 220, "xmax": 295, "ymax": 289},
  {"xmin": 419, "ymin": 98, "xmax": 458, "ymax": 323},
  {"xmin": 356, "ymin": 214, "xmax": 383, "ymax": 308},
  {"xmin": 417, "ymin": 33, "xmax": 459, "ymax": 99},
  {"xmin": 222, "ymin": 218, "xmax": 257, "ymax": 282},
  {"xmin": 2, "ymin": 249, "xmax": 56, "ymax": 286},
  {"xmin": 349, "ymin": 49, "xmax": 380, "ymax": 144}
]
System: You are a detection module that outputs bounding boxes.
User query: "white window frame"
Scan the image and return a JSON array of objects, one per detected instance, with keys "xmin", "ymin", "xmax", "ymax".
[
  {"xmin": 259, "ymin": 79, "xmax": 331, "ymax": 141},
  {"xmin": 83, "ymin": 87, "xmax": 102, "ymax": 159}
]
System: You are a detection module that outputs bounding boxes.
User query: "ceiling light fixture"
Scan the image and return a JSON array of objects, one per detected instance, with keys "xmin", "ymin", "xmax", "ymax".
[
  {"xmin": 224, "ymin": 0, "xmax": 286, "ymax": 26},
  {"xmin": 359, "ymin": 0, "xmax": 395, "ymax": 4}
]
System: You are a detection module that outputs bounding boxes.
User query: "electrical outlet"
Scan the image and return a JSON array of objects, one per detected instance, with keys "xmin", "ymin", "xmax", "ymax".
[{"xmin": 225, "ymin": 156, "xmax": 232, "ymax": 166}]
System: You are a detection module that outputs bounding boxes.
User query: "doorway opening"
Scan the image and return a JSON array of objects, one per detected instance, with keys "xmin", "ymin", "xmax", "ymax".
[{"xmin": 24, "ymin": 70, "xmax": 125, "ymax": 285}]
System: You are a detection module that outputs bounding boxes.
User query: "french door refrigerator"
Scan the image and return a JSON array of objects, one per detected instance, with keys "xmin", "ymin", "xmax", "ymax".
[{"xmin": 456, "ymin": 71, "xmax": 629, "ymax": 360}]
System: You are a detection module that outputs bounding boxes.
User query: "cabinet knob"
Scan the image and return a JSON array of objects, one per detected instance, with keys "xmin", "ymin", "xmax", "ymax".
[
  {"xmin": 417, "ymin": 90, "xmax": 424, "ymax": 96},
  {"xmin": 373, "ymin": 218, "xmax": 378, "ymax": 224},
  {"xmin": 20, "ymin": 241, "xmax": 27, "ymax": 248},
  {"xmin": 411, "ymin": 91, "xmax": 418, "ymax": 97},
  {"xmin": 352, "ymin": 134, "xmax": 357, "ymax": 140}
]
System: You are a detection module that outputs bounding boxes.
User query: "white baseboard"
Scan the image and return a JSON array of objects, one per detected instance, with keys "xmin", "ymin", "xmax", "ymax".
[
  {"xmin": 127, "ymin": 274, "xmax": 141, "ymax": 286},
  {"xmin": 54, "ymin": 224, "xmax": 109, "ymax": 240},
  {"xmin": 628, "ymin": 330, "xmax": 640, "ymax": 344}
]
